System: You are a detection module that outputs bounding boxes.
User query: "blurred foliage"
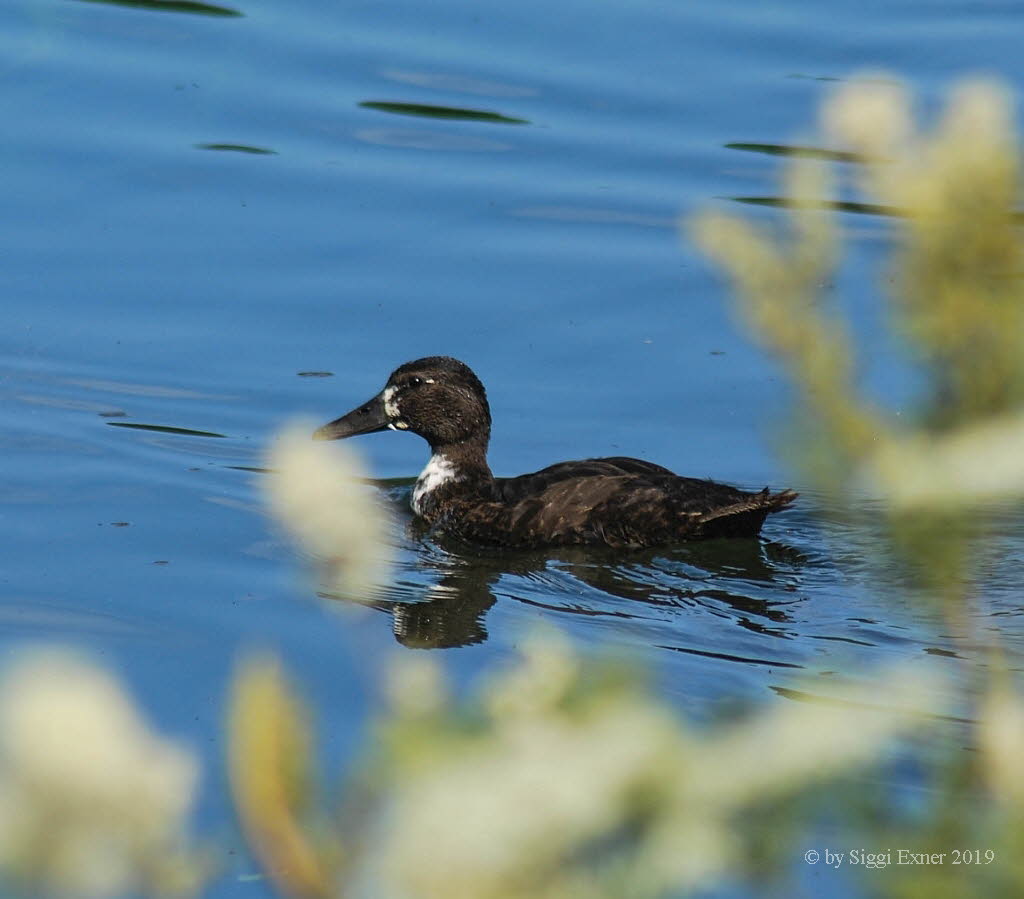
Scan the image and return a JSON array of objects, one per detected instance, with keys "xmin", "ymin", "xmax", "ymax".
[
  {"xmin": 693, "ymin": 76, "xmax": 1024, "ymax": 609},
  {"xmin": 227, "ymin": 636, "xmax": 934, "ymax": 899},
  {"xmin": 228, "ymin": 654, "xmax": 333, "ymax": 899},
  {"xmin": 265, "ymin": 422, "xmax": 393, "ymax": 599},
  {"xmin": 691, "ymin": 73, "xmax": 1024, "ymax": 896},
  {"xmin": 0, "ymin": 650, "xmax": 204, "ymax": 898}
]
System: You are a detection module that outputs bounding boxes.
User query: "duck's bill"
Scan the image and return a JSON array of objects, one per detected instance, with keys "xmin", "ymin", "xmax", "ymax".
[{"xmin": 313, "ymin": 393, "xmax": 390, "ymax": 440}]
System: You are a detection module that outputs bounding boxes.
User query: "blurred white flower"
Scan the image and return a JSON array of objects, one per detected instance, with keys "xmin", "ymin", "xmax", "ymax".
[
  {"xmin": 361, "ymin": 634, "xmax": 936, "ymax": 899},
  {"xmin": 264, "ymin": 420, "xmax": 393, "ymax": 598},
  {"xmin": 377, "ymin": 694, "xmax": 685, "ymax": 899},
  {"xmin": 386, "ymin": 654, "xmax": 449, "ymax": 720},
  {"xmin": 821, "ymin": 76, "xmax": 912, "ymax": 158},
  {"xmin": 690, "ymin": 671, "xmax": 935, "ymax": 807},
  {"xmin": 482, "ymin": 629, "xmax": 580, "ymax": 719},
  {"xmin": 866, "ymin": 414, "xmax": 1024, "ymax": 509},
  {"xmin": 822, "ymin": 73, "xmax": 1016, "ymax": 220},
  {"xmin": 979, "ymin": 683, "xmax": 1024, "ymax": 804},
  {"xmin": 0, "ymin": 649, "xmax": 199, "ymax": 897},
  {"xmin": 942, "ymin": 79, "xmax": 1014, "ymax": 156}
]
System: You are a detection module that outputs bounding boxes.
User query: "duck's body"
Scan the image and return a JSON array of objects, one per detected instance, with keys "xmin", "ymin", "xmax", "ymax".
[{"xmin": 315, "ymin": 356, "xmax": 796, "ymax": 550}]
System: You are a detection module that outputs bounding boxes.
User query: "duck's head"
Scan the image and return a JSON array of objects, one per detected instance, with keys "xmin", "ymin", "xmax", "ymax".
[{"xmin": 314, "ymin": 356, "xmax": 492, "ymax": 450}]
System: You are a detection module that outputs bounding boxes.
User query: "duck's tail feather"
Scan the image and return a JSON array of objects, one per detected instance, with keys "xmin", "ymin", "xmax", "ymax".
[{"xmin": 696, "ymin": 488, "xmax": 798, "ymax": 539}]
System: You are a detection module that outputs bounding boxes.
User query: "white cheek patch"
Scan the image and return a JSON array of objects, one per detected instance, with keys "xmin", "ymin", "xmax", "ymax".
[
  {"xmin": 412, "ymin": 454, "xmax": 459, "ymax": 515},
  {"xmin": 383, "ymin": 386, "xmax": 400, "ymax": 418}
]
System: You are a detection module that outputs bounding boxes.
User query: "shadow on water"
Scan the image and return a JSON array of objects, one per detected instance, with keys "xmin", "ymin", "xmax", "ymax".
[
  {"xmin": 195, "ymin": 143, "xmax": 278, "ymax": 156},
  {"xmin": 723, "ymin": 141, "xmax": 1024, "ymax": 221},
  {"xmin": 106, "ymin": 421, "xmax": 228, "ymax": 438},
  {"xmin": 727, "ymin": 196, "xmax": 900, "ymax": 217},
  {"xmin": 724, "ymin": 142, "xmax": 873, "ymax": 163},
  {"xmin": 359, "ymin": 101, "xmax": 529, "ymax": 125},
  {"xmin": 72, "ymin": 0, "xmax": 242, "ymax": 16}
]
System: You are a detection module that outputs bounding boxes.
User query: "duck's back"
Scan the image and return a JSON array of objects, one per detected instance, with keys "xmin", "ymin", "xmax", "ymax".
[
  {"xmin": 494, "ymin": 456, "xmax": 677, "ymax": 503},
  {"xmin": 437, "ymin": 456, "xmax": 795, "ymax": 549}
]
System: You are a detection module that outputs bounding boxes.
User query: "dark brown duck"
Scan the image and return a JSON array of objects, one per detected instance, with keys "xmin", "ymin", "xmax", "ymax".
[{"xmin": 314, "ymin": 356, "xmax": 797, "ymax": 549}]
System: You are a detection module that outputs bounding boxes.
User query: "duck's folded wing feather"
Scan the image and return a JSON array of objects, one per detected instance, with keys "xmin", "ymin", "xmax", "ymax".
[
  {"xmin": 494, "ymin": 456, "xmax": 681, "ymax": 504},
  {"xmin": 444, "ymin": 474, "xmax": 793, "ymax": 549}
]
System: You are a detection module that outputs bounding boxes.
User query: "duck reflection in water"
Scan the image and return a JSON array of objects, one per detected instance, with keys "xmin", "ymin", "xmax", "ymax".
[{"xmin": 319, "ymin": 500, "xmax": 810, "ymax": 650}]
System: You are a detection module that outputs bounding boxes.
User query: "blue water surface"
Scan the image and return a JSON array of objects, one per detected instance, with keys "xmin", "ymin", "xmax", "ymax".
[{"xmin": 4, "ymin": 0, "xmax": 1024, "ymax": 895}]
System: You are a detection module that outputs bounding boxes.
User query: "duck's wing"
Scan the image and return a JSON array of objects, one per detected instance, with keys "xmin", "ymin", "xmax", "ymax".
[
  {"xmin": 448, "ymin": 474, "xmax": 796, "ymax": 549},
  {"xmin": 587, "ymin": 456, "xmax": 679, "ymax": 477},
  {"xmin": 494, "ymin": 456, "xmax": 677, "ymax": 504}
]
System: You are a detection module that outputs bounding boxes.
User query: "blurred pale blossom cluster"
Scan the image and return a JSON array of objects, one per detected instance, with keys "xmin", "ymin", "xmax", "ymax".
[
  {"xmin": 979, "ymin": 683, "xmax": 1024, "ymax": 805},
  {"xmin": 822, "ymin": 78, "xmax": 1016, "ymax": 215},
  {"xmin": 691, "ymin": 74, "xmax": 1024, "ymax": 892},
  {"xmin": 367, "ymin": 634, "xmax": 934, "ymax": 899},
  {"xmin": 820, "ymin": 77, "xmax": 914, "ymax": 159},
  {"xmin": 227, "ymin": 634, "xmax": 936, "ymax": 899},
  {"xmin": 871, "ymin": 414, "xmax": 1024, "ymax": 509},
  {"xmin": 0, "ymin": 650, "xmax": 199, "ymax": 897},
  {"xmin": 692, "ymin": 75, "xmax": 1024, "ymax": 602},
  {"xmin": 264, "ymin": 421, "xmax": 393, "ymax": 598}
]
